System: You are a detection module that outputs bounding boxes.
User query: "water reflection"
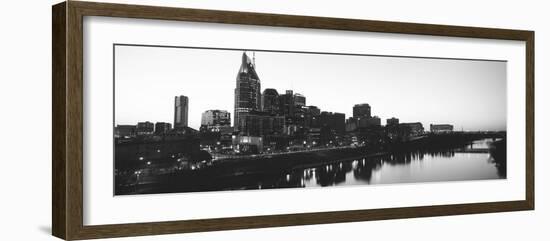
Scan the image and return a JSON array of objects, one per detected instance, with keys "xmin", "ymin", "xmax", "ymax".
[
  {"xmin": 353, "ymin": 158, "xmax": 382, "ymax": 183},
  {"xmin": 268, "ymin": 138, "xmax": 505, "ymax": 188}
]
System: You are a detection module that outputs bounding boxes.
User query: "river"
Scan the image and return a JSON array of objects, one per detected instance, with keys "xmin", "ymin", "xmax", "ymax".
[
  {"xmin": 257, "ymin": 138, "xmax": 505, "ymax": 189},
  {"xmin": 116, "ymin": 138, "xmax": 506, "ymax": 194}
]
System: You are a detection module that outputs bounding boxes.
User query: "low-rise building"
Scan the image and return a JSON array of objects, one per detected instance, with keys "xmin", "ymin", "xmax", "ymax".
[
  {"xmin": 154, "ymin": 122, "xmax": 172, "ymax": 135},
  {"xmin": 136, "ymin": 121, "xmax": 154, "ymax": 135},
  {"xmin": 201, "ymin": 110, "xmax": 231, "ymax": 130},
  {"xmin": 430, "ymin": 124, "xmax": 454, "ymax": 133},
  {"xmin": 115, "ymin": 125, "xmax": 136, "ymax": 138},
  {"xmin": 399, "ymin": 122, "xmax": 424, "ymax": 137},
  {"xmin": 386, "ymin": 117, "xmax": 399, "ymax": 126},
  {"xmin": 232, "ymin": 135, "xmax": 263, "ymax": 154}
]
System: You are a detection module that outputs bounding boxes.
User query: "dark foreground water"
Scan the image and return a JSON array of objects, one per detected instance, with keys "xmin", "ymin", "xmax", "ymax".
[
  {"xmin": 116, "ymin": 138, "xmax": 505, "ymax": 194},
  {"xmin": 257, "ymin": 138, "xmax": 505, "ymax": 189}
]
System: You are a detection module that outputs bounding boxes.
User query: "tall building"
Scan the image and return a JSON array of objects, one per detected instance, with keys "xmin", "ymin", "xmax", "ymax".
[
  {"xmin": 278, "ymin": 91, "xmax": 306, "ymax": 117},
  {"xmin": 261, "ymin": 88, "xmax": 279, "ymax": 114},
  {"xmin": 294, "ymin": 93, "xmax": 306, "ymax": 107},
  {"xmin": 154, "ymin": 122, "xmax": 172, "ymax": 135},
  {"xmin": 234, "ymin": 52, "xmax": 261, "ymax": 131},
  {"xmin": 278, "ymin": 90, "xmax": 295, "ymax": 117},
  {"xmin": 201, "ymin": 110, "xmax": 231, "ymax": 128},
  {"xmin": 174, "ymin": 95, "xmax": 189, "ymax": 128},
  {"xmin": 297, "ymin": 105, "xmax": 321, "ymax": 128},
  {"xmin": 303, "ymin": 105, "xmax": 321, "ymax": 128},
  {"xmin": 353, "ymin": 103, "xmax": 371, "ymax": 118},
  {"xmin": 238, "ymin": 111, "xmax": 285, "ymax": 137},
  {"xmin": 319, "ymin": 111, "xmax": 346, "ymax": 135}
]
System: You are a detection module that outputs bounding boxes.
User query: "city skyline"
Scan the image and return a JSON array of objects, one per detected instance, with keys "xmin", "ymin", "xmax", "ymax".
[{"xmin": 114, "ymin": 45, "xmax": 506, "ymax": 131}]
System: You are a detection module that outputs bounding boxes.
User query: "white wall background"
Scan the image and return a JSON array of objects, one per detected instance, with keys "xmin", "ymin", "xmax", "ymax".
[{"xmin": 0, "ymin": 0, "xmax": 547, "ymax": 240}]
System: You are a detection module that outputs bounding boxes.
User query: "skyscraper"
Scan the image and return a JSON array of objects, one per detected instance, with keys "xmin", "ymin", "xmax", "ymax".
[
  {"xmin": 278, "ymin": 90, "xmax": 295, "ymax": 117},
  {"xmin": 234, "ymin": 52, "xmax": 261, "ymax": 131},
  {"xmin": 294, "ymin": 93, "xmax": 306, "ymax": 107},
  {"xmin": 303, "ymin": 105, "xmax": 321, "ymax": 128},
  {"xmin": 319, "ymin": 111, "xmax": 346, "ymax": 135},
  {"xmin": 261, "ymin": 88, "xmax": 279, "ymax": 114},
  {"xmin": 353, "ymin": 103, "xmax": 371, "ymax": 118},
  {"xmin": 239, "ymin": 110, "xmax": 285, "ymax": 137},
  {"xmin": 174, "ymin": 95, "xmax": 189, "ymax": 128}
]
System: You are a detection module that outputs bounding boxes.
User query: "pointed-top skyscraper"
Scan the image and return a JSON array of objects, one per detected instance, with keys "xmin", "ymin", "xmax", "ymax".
[{"xmin": 234, "ymin": 52, "xmax": 261, "ymax": 131}]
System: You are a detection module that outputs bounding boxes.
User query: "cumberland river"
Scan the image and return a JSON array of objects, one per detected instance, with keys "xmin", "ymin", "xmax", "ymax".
[
  {"xmin": 116, "ymin": 138, "xmax": 506, "ymax": 195},
  {"xmin": 251, "ymin": 138, "xmax": 506, "ymax": 190}
]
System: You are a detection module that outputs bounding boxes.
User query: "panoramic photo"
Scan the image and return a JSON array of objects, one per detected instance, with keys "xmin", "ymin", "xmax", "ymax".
[{"xmin": 113, "ymin": 45, "xmax": 507, "ymax": 195}]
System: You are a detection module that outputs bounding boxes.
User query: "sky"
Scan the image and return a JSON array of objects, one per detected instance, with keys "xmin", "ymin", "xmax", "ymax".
[{"xmin": 114, "ymin": 45, "xmax": 506, "ymax": 131}]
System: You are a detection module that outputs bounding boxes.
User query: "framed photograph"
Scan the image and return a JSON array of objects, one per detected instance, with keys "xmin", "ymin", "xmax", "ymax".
[{"xmin": 52, "ymin": 1, "xmax": 534, "ymax": 240}]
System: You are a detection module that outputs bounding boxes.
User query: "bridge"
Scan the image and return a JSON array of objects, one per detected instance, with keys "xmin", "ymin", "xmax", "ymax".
[{"xmin": 423, "ymin": 131, "xmax": 506, "ymax": 139}]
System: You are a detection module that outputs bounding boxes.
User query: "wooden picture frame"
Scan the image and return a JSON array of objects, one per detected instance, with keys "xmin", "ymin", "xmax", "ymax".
[{"xmin": 52, "ymin": 1, "xmax": 534, "ymax": 240}]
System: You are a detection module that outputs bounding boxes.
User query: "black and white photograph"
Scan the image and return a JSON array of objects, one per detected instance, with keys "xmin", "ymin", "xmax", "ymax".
[
  {"xmin": 2, "ymin": 0, "xmax": 544, "ymax": 240},
  {"xmin": 113, "ymin": 45, "xmax": 507, "ymax": 195}
]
